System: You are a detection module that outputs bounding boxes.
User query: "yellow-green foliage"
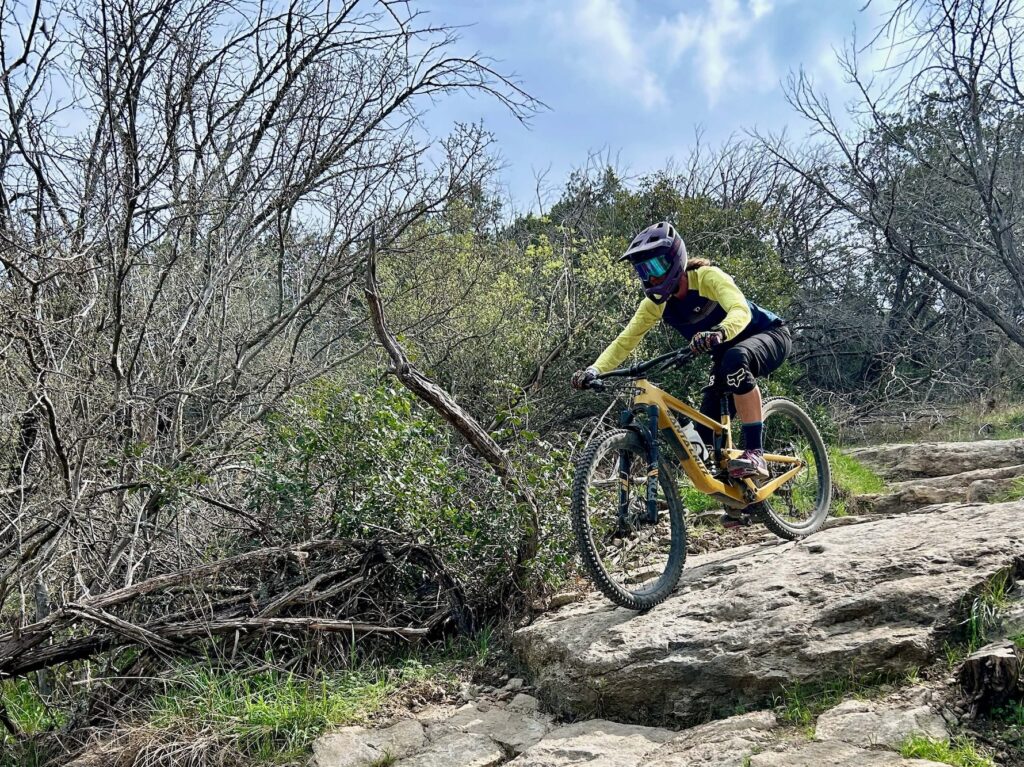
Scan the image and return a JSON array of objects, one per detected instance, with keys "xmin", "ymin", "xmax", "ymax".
[
  {"xmin": 899, "ymin": 735, "xmax": 994, "ymax": 767},
  {"xmin": 830, "ymin": 449, "xmax": 887, "ymax": 515},
  {"xmin": 383, "ymin": 182, "xmax": 796, "ymax": 426},
  {"xmin": 995, "ymin": 476, "xmax": 1024, "ymax": 502},
  {"xmin": 143, "ymin": 658, "xmax": 450, "ymax": 764}
]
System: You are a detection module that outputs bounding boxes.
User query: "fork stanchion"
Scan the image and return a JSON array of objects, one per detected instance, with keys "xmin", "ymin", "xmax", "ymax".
[{"xmin": 644, "ymin": 404, "xmax": 660, "ymax": 524}]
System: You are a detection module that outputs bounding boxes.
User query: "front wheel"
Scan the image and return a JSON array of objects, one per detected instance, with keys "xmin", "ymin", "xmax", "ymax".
[
  {"xmin": 571, "ymin": 430, "xmax": 686, "ymax": 610},
  {"xmin": 756, "ymin": 397, "xmax": 832, "ymax": 540}
]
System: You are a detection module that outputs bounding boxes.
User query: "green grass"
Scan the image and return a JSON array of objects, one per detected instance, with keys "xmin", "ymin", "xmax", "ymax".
[
  {"xmin": 994, "ymin": 476, "xmax": 1024, "ymax": 503},
  {"xmin": 994, "ymin": 700, "xmax": 1024, "ymax": 728},
  {"xmin": 829, "ymin": 448, "xmax": 887, "ymax": 516},
  {"xmin": 680, "ymin": 483, "xmax": 719, "ymax": 515},
  {"xmin": 963, "ymin": 569, "xmax": 1014, "ymax": 653},
  {"xmin": 0, "ymin": 677, "xmax": 63, "ymax": 738},
  {"xmin": 1012, "ymin": 633, "xmax": 1024, "ymax": 650},
  {"xmin": 0, "ymin": 678, "xmax": 66, "ymax": 767},
  {"xmin": 1, "ymin": 629, "xmax": 499, "ymax": 767},
  {"xmin": 899, "ymin": 735, "xmax": 994, "ymax": 767},
  {"xmin": 146, "ymin": 658, "xmax": 446, "ymax": 763},
  {"xmin": 773, "ymin": 672, "xmax": 894, "ymax": 730}
]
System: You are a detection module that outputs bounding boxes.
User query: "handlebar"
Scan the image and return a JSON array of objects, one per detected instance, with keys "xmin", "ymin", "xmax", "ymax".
[{"xmin": 585, "ymin": 347, "xmax": 694, "ymax": 390}]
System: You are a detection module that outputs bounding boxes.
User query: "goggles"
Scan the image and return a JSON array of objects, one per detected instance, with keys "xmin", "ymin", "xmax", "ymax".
[{"xmin": 632, "ymin": 253, "xmax": 673, "ymax": 282}]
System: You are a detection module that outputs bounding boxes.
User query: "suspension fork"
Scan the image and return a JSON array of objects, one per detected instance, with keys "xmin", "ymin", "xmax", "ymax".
[
  {"xmin": 616, "ymin": 405, "xmax": 661, "ymax": 526},
  {"xmin": 641, "ymin": 404, "xmax": 660, "ymax": 524}
]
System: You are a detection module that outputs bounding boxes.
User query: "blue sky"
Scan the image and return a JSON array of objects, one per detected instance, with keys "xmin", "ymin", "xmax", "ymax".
[{"xmin": 417, "ymin": 0, "xmax": 894, "ymax": 211}]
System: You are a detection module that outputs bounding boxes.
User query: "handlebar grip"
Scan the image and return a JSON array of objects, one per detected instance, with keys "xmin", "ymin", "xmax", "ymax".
[{"xmin": 587, "ymin": 378, "xmax": 607, "ymax": 391}]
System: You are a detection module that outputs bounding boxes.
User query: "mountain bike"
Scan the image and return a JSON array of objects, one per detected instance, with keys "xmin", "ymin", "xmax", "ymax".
[{"xmin": 572, "ymin": 346, "xmax": 832, "ymax": 610}]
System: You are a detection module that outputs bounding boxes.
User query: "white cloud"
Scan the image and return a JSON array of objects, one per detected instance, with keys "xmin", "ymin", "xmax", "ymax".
[
  {"xmin": 552, "ymin": 0, "xmax": 781, "ymax": 110},
  {"xmin": 661, "ymin": 0, "xmax": 779, "ymax": 106},
  {"xmin": 559, "ymin": 0, "xmax": 666, "ymax": 108},
  {"xmin": 751, "ymin": 0, "xmax": 775, "ymax": 20}
]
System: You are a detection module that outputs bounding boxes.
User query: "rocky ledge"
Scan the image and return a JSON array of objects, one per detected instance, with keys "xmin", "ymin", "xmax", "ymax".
[
  {"xmin": 312, "ymin": 687, "xmax": 957, "ymax": 766},
  {"xmin": 513, "ymin": 500, "xmax": 1024, "ymax": 725}
]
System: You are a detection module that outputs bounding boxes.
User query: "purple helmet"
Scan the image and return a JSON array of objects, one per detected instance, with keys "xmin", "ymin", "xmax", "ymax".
[{"xmin": 620, "ymin": 221, "xmax": 687, "ymax": 303}]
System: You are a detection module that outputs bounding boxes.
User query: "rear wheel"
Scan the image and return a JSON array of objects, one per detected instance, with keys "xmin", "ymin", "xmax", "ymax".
[
  {"xmin": 570, "ymin": 430, "xmax": 686, "ymax": 610},
  {"xmin": 756, "ymin": 397, "xmax": 832, "ymax": 539}
]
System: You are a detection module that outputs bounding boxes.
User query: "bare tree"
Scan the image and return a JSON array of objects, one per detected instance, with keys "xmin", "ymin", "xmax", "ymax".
[
  {"xmin": 0, "ymin": 0, "xmax": 534, "ymax": 692},
  {"xmin": 766, "ymin": 0, "xmax": 1024, "ymax": 354}
]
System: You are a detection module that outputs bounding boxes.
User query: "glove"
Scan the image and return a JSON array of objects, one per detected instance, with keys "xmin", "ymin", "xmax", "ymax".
[
  {"xmin": 571, "ymin": 366, "xmax": 600, "ymax": 390},
  {"xmin": 690, "ymin": 329, "xmax": 725, "ymax": 355}
]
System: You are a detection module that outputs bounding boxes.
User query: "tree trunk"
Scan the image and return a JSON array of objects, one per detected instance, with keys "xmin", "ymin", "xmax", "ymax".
[
  {"xmin": 958, "ymin": 640, "xmax": 1023, "ymax": 716},
  {"xmin": 363, "ymin": 247, "xmax": 540, "ymax": 569}
]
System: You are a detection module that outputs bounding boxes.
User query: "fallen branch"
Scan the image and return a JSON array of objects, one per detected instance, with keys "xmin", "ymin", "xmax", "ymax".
[
  {"xmin": 0, "ymin": 538, "xmax": 467, "ymax": 680},
  {"xmin": 364, "ymin": 244, "xmax": 540, "ymax": 564}
]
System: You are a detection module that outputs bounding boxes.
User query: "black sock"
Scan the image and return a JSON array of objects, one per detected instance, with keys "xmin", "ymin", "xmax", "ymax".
[{"xmin": 741, "ymin": 421, "xmax": 763, "ymax": 452}]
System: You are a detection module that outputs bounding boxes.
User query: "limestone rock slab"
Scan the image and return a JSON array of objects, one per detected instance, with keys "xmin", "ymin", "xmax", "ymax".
[
  {"xmin": 852, "ymin": 463, "xmax": 1024, "ymax": 514},
  {"xmin": 846, "ymin": 439, "xmax": 1024, "ymax": 481},
  {"xmin": 312, "ymin": 719, "xmax": 426, "ymax": 767},
  {"xmin": 514, "ymin": 501, "xmax": 1024, "ymax": 725},
  {"xmin": 429, "ymin": 701, "xmax": 550, "ymax": 753},
  {"xmin": 814, "ymin": 694, "xmax": 948, "ymax": 748},
  {"xmin": 508, "ymin": 719, "xmax": 674, "ymax": 766},
  {"xmin": 749, "ymin": 740, "xmax": 948, "ymax": 767},
  {"xmin": 395, "ymin": 732, "xmax": 504, "ymax": 767},
  {"xmin": 641, "ymin": 711, "xmax": 777, "ymax": 767}
]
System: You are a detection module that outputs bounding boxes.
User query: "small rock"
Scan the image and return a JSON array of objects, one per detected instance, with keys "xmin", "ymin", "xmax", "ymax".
[
  {"xmin": 504, "ymin": 677, "xmax": 524, "ymax": 691},
  {"xmin": 458, "ymin": 682, "xmax": 478, "ymax": 703},
  {"xmin": 437, "ymin": 701, "xmax": 551, "ymax": 754},
  {"xmin": 507, "ymin": 693, "xmax": 541, "ymax": 713},
  {"xmin": 548, "ymin": 591, "xmax": 583, "ymax": 609}
]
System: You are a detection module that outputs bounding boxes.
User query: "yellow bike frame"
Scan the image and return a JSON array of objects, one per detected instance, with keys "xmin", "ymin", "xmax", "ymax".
[{"xmin": 632, "ymin": 379, "xmax": 804, "ymax": 509}]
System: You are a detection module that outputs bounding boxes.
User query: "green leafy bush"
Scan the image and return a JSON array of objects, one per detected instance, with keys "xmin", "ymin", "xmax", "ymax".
[{"xmin": 247, "ymin": 384, "xmax": 576, "ymax": 600}]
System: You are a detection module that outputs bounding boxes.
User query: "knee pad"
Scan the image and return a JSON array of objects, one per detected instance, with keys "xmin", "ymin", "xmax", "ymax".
[{"xmin": 718, "ymin": 348, "xmax": 756, "ymax": 395}]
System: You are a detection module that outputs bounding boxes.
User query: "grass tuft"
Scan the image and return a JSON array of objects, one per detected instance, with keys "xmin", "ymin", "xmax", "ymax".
[
  {"xmin": 899, "ymin": 735, "xmax": 994, "ymax": 767},
  {"xmin": 0, "ymin": 677, "xmax": 64, "ymax": 738},
  {"xmin": 963, "ymin": 569, "xmax": 1014, "ymax": 653},
  {"xmin": 829, "ymin": 449, "xmax": 886, "ymax": 516},
  {"xmin": 773, "ymin": 671, "xmax": 894, "ymax": 728},
  {"xmin": 994, "ymin": 700, "xmax": 1024, "ymax": 728},
  {"xmin": 145, "ymin": 659, "xmax": 444, "ymax": 762},
  {"xmin": 994, "ymin": 476, "xmax": 1024, "ymax": 503}
]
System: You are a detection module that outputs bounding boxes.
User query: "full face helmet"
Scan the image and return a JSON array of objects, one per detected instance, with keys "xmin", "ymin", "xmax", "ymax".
[{"xmin": 620, "ymin": 221, "xmax": 687, "ymax": 303}]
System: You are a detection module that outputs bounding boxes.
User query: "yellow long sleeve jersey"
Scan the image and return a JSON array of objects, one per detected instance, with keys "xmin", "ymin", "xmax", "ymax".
[{"xmin": 593, "ymin": 266, "xmax": 782, "ymax": 374}]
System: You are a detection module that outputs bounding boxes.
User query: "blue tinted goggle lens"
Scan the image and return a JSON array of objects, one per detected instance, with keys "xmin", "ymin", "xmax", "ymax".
[{"xmin": 634, "ymin": 254, "xmax": 671, "ymax": 280}]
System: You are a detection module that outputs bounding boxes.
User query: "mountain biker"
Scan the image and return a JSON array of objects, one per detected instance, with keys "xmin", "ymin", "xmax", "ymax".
[{"xmin": 571, "ymin": 221, "xmax": 791, "ymax": 490}]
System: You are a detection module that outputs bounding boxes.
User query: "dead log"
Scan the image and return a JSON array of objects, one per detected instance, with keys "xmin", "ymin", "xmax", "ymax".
[
  {"xmin": 0, "ymin": 538, "xmax": 468, "ymax": 681},
  {"xmin": 957, "ymin": 639, "xmax": 1023, "ymax": 716}
]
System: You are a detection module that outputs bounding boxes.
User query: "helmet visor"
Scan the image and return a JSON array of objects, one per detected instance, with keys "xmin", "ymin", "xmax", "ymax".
[{"xmin": 632, "ymin": 253, "xmax": 673, "ymax": 283}]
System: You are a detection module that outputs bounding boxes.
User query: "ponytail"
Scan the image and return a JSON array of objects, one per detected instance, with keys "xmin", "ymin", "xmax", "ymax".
[{"xmin": 685, "ymin": 257, "xmax": 711, "ymax": 271}]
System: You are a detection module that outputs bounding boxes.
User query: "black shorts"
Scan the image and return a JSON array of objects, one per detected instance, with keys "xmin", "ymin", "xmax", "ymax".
[{"xmin": 708, "ymin": 323, "xmax": 791, "ymax": 395}]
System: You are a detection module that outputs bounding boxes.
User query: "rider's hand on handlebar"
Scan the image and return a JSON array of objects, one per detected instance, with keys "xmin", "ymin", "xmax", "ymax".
[
  {"xmin": 690, "ymin": 329, "xmax": 724, "ymax": 355},
  {"xmin": 571, "ymin": 366, "xmax": 600, "ymax": 390}
]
